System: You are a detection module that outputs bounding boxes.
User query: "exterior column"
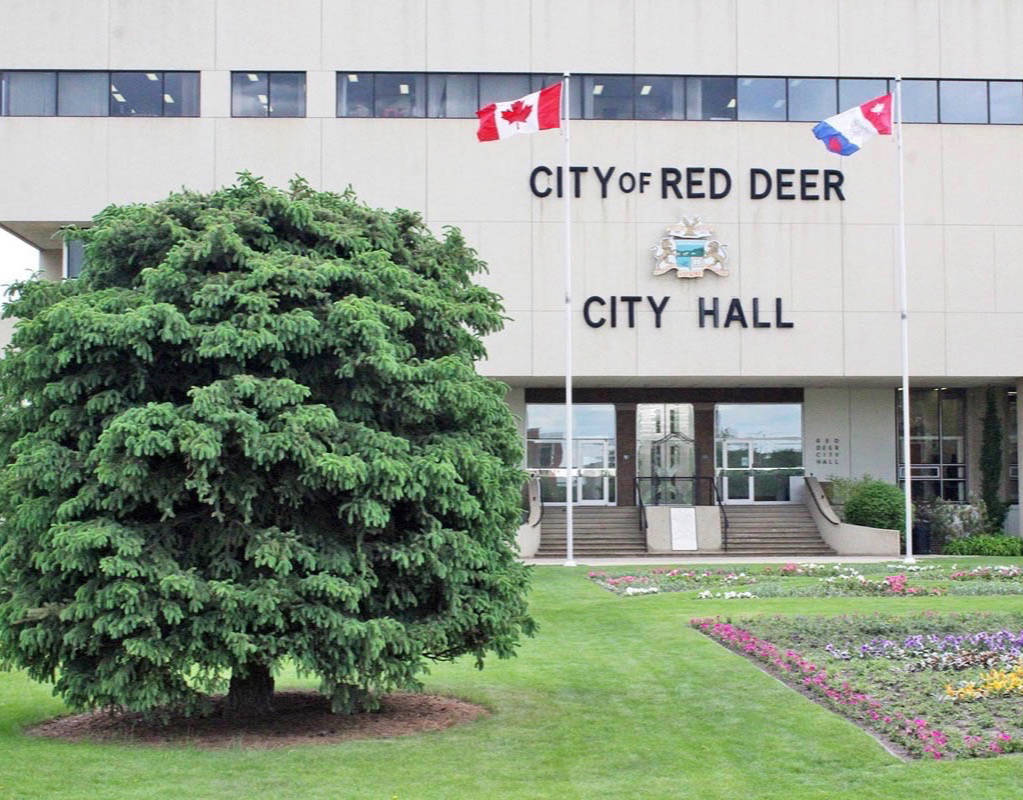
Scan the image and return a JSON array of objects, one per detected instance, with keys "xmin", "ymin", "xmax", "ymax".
[
  {"xmin": 615, "ymin": 403, "xmax": 636, "ymax": 506},
  {"xmin": 694, "ymin": 402, "xmax": 716, "ymax": 506}
]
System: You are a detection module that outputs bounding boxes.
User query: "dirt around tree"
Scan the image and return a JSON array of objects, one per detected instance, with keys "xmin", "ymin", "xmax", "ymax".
[{"xmin": 27, "ymin": 692, "xmax": 487, "ymax": 749}]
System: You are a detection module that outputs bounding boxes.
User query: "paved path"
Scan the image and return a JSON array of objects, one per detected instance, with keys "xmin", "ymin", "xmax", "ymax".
[{"xmin": 524, "ymin": 554, "xmax": 956, "ymax": 567}]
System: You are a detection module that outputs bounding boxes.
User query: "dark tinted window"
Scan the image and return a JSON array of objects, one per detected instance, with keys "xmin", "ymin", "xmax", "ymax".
[
  {"xmin": 0, "ymin": 71, "xmax": 56, "ymax": 115},
  {"xmin": 65, "ymin": 239, "xmax": 85, "ymax": 279},
  {"xmin": 110, "ymin": 71, "xmax": 163, "ymax": 116},
  {"xmin": 374, "ymin": 73, "xmax": 425, "ymax": 117},
  {"xmin": 232, "ymin": 72, "xmax": 305, "ymax": 117},
  {"xmin": 269, "ymin": 72, "xmax": 305, "ymax": 117},
  {"xmin": 686, "ymin": 77, "xmax": 736, "ymax": 120},
  {"xmin": 583, "ymin": 75, "xmax": 633, "ymax": 119},
  {"xmin": 337, "ymin": 72, "xmax": 373, "ymax": 117},
  {"xmin": 635, "ymin": 76, "xmax": 684, "ymax": 120},
  {"xmin": 163, "ymin": 72, "xmax": 200, "ymax": 117}
]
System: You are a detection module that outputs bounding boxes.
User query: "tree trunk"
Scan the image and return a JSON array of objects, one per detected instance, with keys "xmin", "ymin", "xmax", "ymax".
[{"xmin": 226, "ymin": 662, "xmax": 275, "ymax": 716}]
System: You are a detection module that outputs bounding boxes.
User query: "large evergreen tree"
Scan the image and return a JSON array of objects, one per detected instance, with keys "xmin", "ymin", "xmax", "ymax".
[{"xmin": 0, "ymin": 175, "xmax": 533, "ymax": 716}]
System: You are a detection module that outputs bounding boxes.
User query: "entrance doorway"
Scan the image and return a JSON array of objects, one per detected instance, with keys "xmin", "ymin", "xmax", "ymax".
[
  {"xmin": 525, "ymin": 404, "xmax": 616, "ymax": 505},
  {"xmin": 715, "ymin": 404, "xmax": 803, "ymax": 504}
]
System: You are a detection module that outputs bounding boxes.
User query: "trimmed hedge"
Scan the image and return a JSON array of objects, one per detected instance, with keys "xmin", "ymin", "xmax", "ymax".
[
  {"xmin": 843, "ymin": 479, "xmax": 905, "ymax": 531},
  {"xmin": 943, "ymin": 535, "xmax": 1023, "ymax": 556}
]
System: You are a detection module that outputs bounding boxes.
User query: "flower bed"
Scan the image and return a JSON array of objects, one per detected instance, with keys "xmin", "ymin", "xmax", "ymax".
[
  {"xmin": 692, "ymin": 611, "xmax": 1023, "ymax": 759},
  {"xmin": 587, "ymin": 562, "xmax": 1023, "ymax": 599}
]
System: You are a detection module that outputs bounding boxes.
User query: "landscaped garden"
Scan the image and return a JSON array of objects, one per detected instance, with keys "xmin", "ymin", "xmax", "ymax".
[{"xmin": 5, "ymin": 559, "xmax": 1023, "ymax": 798}]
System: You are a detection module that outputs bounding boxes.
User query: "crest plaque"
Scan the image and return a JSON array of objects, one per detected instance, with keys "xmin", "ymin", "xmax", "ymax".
[{"xmin": 652, "ymin": 216, "xmax": 729, "ymax": 278}]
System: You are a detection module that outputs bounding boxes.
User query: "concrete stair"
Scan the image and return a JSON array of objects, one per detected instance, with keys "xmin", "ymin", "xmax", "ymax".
[
  {"xmin": 722, "ymin": 504, "xmax": 835, "ymax": 556},
  {"xmin": 536, "ymin": 506, "xmax": 647, "ymax": 558}
]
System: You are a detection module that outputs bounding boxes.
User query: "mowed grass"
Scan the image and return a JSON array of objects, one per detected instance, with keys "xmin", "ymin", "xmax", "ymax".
[{"xmin": 4, "ymin": 558, "xmax": 1023, "ymax": 799}]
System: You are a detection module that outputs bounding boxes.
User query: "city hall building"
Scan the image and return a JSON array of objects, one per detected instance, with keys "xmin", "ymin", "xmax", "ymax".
[{"xmin": 1, "ymin": 0, "xmax": 1021, "ymax": 556}]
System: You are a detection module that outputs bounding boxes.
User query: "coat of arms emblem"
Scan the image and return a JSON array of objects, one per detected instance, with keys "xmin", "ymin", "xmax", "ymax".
[{"xmin": 652, "ymin": 216, "xmax": 729, "ymax": 278}]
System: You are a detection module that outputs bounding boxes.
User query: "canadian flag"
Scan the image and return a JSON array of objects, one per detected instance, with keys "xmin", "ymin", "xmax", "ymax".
[{"xmin": 476, "ymin": 83, "xmax": 562, "ymax": 142}]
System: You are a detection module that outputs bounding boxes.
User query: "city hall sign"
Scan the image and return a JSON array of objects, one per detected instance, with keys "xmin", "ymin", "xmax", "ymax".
[
  {"xmin": 529, "ymin": 165, "xmax": 845, "ymax": 201},
  {"xmin": 583, "ymin": 215, "xmax": 795, "ymax": 330}
]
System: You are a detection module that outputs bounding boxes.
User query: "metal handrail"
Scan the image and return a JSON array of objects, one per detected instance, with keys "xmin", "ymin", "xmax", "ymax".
[
  {"xmin": 634, "ymin": 479, "xmax": 647, "ymax": 534},
  {"xmin": 711, "ymin": 477, "xmax": 729, "ymax": 551}
]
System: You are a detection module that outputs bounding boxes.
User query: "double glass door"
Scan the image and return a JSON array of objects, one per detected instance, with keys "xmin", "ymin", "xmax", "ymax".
[
  {"xmin": 526, "ymin": 438, "xmax": 615, "ymax": 505},
  {"xmin": 718, "ymin": 438, "xmax": 803, "ymax": 503}
]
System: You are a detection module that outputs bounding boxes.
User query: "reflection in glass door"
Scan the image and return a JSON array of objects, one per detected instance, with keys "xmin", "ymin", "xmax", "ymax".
[
  {"xmin": 525, "ymin": 404, "xmax": 617, "ymax": 505},
  {"xmin": 722, "ymin": 441, "xmax": 752, "ymax": 502},
  {"xmin": 714, "ymin": 404, "xmax": 803, "ymax": 504},
  {"xmin": 576, "ymin": 439, "xmax": 610, "ymax": 504}
]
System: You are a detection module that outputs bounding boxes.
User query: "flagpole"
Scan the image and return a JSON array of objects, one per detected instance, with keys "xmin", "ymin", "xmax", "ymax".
[
  {"xmin": 895, "ymin": 75, "xmax": 915, "ymax": 564},
  {"xmin": 562, "ymin": 72, "xmax": 576, "ymax": 567}
]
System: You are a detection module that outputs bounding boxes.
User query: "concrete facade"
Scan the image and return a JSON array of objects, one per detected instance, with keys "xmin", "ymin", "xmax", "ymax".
[{"xmin": 1, "ymin": 0, "xmax": 1020, "ymax": 532}]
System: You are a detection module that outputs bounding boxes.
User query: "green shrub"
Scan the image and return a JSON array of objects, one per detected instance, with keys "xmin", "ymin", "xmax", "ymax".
[
  {"xmin": 942, "ymin": 535, "xmax": 1023, "ymax": 556},
  {"xmin": 843, "ymin": 479, "xmax": 906, "ymax": 531}
]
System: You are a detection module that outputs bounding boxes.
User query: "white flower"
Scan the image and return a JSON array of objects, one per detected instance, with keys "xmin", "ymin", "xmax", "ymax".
[{"xmin": 624, "ymin": 586, "xmax": 659, "ymax": 596}]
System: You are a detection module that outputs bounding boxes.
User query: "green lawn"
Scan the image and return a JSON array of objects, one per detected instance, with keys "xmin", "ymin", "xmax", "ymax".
[{"xmin": 4, "ymin": 558, "xmax": 1023, "ymax": 799}]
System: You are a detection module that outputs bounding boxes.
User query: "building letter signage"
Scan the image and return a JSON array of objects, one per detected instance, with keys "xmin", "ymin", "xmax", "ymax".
[{"xmin": 530, "ymin": 165, "xmax": 845, "ymax": 201}]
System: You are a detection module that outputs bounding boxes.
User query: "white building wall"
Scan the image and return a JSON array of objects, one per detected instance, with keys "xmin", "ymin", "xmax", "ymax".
[{"xmin": 1, "ymin": 0, "xmax": 1021, "ymax": 399}]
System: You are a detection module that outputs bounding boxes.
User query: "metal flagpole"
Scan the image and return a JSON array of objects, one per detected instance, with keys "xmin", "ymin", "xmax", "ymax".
[
  {"xmin": 563, "ymin": 72, "xmax": 576, "ymax": 567},
  {"xmin": 895, "ymin": 75, "xmax": 915, "ymax": 564}
]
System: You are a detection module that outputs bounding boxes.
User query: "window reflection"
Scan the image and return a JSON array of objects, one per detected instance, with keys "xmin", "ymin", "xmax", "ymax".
[
  {"xmin": 838, "ymin": 78, "xmax": 888, "ymax": 111},
  {"xmin": 788, "ymin": 78, "xmax": 836, "ymax": 121},
  {"xmin": 686, "ymin": 76, "xmax": 736, "ymax": 120},
  {"xmin": 58, "ymin": 72, "xmax": 107, "ymax": 116},
  {"xmin": 940, "ymin": 80, "xmax": 987, "ymax": 123},
  {"xmin": 0, "ymin": 71, "xmax": 56, "ymax": 115},
  {"xmin": 635, "ymin": 76, "xmax": 684, "ymax": 120},
  {"xmin": 232, "ymin": 72, "xmax": 268, "ymax": 117},
  {"xmin": 901, "ymin": 79, "xmax": 937, "ymax": 122},
  {"xmin": 428, "ymin": 73, "xmax": 477, "ymax": 118},
  {"xmin": 480, "ymin": 74, "xmax": 530, "ymax": 106},
  {"xmin": 896, "ymin": 388, "xmax": 966, "ymax": 502},
  {"xmin": 990, "ymin": 81, "xmax": 1023, "ymax": 124},
  {"xmin": 737, "ymin": 77, "xmax": 786, "ymax": 120}
]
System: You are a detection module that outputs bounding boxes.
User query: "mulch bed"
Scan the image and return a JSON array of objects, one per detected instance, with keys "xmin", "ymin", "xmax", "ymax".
[{"xmin": 26, "ymin": 691, "xmax": 487, "ymax": 749}]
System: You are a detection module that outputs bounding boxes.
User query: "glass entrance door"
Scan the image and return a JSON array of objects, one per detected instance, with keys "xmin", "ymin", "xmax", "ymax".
[
  {"xmin": 575, "ymin": 439, "xmax": 611, "ymax": 504},
  {"xmin": 721, "ymin": 441, "xmax": 753, "ymax": 502},
  {"xmin": 714, "ymin": 404, "xmax": 804, "ymax": 504}
]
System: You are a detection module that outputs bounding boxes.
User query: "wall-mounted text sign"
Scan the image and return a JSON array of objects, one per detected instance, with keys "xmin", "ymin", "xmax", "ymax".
[{"xmin": 530, "ymin": 166, "xmax": 845, "ymax": 201}]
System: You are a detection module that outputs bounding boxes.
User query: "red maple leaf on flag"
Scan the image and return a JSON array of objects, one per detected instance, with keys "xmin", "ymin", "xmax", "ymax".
[{"xmin": 501, "ymin": 100, "xmax": 533, "ymax": 125}]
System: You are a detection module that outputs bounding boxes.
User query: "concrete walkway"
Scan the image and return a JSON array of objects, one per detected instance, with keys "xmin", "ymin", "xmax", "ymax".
[{"xmin": 524, "ymin": 554, "xmax": 955, "ymax": 567}]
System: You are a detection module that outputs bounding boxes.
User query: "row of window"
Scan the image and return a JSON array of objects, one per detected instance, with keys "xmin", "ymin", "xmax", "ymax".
[
  {"xmin": 340, "ymin": 73, "xmax": 1023, "ymax": 124},
  {"xmin": 5, "ymin": 70, "xmax": 1023, "ymax": 124},
  {"xmin": 0, "ymin": 71, "xmax": 199, "ymax": 117}
]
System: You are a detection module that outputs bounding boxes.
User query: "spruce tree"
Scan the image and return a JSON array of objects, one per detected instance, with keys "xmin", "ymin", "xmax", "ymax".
[
  {"xmin": 981, "ymin": 386, "xmax": 1007, "ymax": 532},
  {"xmin": 0, "ymin": 175, "xmax": 534, "ymax": 717}
]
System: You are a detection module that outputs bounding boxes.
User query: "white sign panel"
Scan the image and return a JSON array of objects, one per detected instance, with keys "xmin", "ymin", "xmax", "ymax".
[{"xmin": 670, "ymin": 507, "xmax": 697, "ymax": 551}]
